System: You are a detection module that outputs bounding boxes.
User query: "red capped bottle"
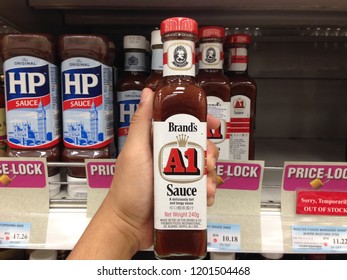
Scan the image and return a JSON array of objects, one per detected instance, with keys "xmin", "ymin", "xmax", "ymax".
[
  {"xmin": 0, "ymin": 34, "xmax": 61, "ymax": 196},
  {"xmin": 153, "ymin": 17, "xmax": 207, "ymax": 259},
  {"xmin": 196, "ymin": 26, "xmax": 231, "ymax": 160},
  {"xmin": 59, "ymin": 34, "xmax": 114, "ymax": 199},
  {"xmin": 225, "ymin": 34, "xmax": 257, "ymax": 160}
]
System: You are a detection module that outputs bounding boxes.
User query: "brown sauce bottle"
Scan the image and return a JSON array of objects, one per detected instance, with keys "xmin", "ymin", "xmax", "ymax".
[
  {"xmin": 0, "ymin": 75, "xmax": 7, "ymax": 156},
  {"xmin": 144, "ymin": 30, "xmax": 164, "ymax": 91},
  {"xmin": 225, "ymin": 34, "xmax": 257, "ymax": 160},
  {"xmin": 0, "ymin": 34, "xmax": 60, "ymax": 177},
  {"xmin": 108, "ymin": 40, "xmax": 117, "ymax": 158},
  {"xmin": 116, "ymin": 35, "xmax": 147, "ymax": 155},
  {"xmin": 153, "ymin": 17, "xmax": 207, "ymax": 259},
  {"xmin": 196, "ymin": 26, "xmax": 231, "ymax": 160},
  {"xmin": 59, "ymin": 35, "xmax": 113, "ymax": 179}
]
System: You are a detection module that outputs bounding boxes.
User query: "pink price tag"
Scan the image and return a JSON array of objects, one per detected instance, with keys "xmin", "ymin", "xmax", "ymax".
[
  {"xmin": 86, "ymin": 161, "xmax": 116, "ymax": 189},
  {"xmin": 0, "ymin": 160, "xmax": 46, "ymax": 188},
  {"xmin": 216, "ymin": 161, "xmax": 262, "ymax": 191},
  {"xmin": 283, "ymin": 163, "xmax": 347, "ymax": 192}
]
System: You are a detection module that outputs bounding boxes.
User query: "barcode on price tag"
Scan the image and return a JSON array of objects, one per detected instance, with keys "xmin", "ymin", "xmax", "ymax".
[
  {"xmin": 292, "ymin": 225, "xmax": 347, "ymax": 252},
  {"xmin": 207, "ymin": 223, "xmax": 241, "ymax": 252},
  {"xmin": 0, "ymin": 222, "xmax": 31, "ymax": 247}
]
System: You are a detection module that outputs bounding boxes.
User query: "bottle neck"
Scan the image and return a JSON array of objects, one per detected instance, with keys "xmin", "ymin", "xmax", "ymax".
[
  {"xmin": 162, "ymin": 38, "xmax": 196, "ymax": 77},
  {"xmin": 163, "ymin": 75, "xmax": 195, "ymax": 84},
  {"xmin": 227, "ymin": 46, "xmax": 249, "ymax": 74},
  {"xmin": 198, "ymin": 41, "xmax": 223, "ymax": 70},
  {"xmin": 199, "ymin": 68, "xmax": 224, "ymax": 74},
  {"xmin": 151, "ymin": 47, "xmax": 163, "ymax": 71},
  {"xmin": 124, "ymin": 49, "xmax": 146, "ymax": 72}
]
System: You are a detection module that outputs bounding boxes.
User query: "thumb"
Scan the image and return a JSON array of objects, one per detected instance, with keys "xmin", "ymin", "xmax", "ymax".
[{"xmin": 123, "ymin": 87, "xmax": 154, "ymax": 148}]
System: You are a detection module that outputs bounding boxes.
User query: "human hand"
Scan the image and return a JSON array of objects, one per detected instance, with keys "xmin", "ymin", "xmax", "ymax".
[{"xmin": 109, "ymin": 87, "xmax": 220, "ymax": 252}]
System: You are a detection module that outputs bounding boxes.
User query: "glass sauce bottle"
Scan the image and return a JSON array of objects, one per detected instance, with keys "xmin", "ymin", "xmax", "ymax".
[
  {"xmin": 116, "ymin": 35, "xmax": 147, "ymax": 155},
  {"xmin": 225, "ymin": 34, "xmax": 257, "ymax": 160},
  {"xmin": 144, "ymin": 30, "xmax": 164, "ymax": 91},
  {"xmin": 196, "ymin": 26, "xmax": 231, "ymax": 160},
  {"xmin": 153, "ymin": 17, "xmax": 208, "ymax": 259}
]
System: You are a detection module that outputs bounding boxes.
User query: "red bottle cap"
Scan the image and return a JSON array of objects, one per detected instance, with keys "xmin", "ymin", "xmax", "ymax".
[
  {"xmin": 160, "ymin": 17, "xmax": 198, "ymax": 37},
  {"xmin": 199, "ymin": 26, "xmax": 225, "ymax": 39},
  {"xmin": 227, "ymin": 34, "xmax": 251, "ymax": 44}
]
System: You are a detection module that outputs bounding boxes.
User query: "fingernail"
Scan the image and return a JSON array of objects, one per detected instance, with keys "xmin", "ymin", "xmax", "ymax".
[
  {"xmin": 207, "ymin": 197, "xmax": 215, "ymax": 206},
  {"xmin": 140, "ymin": 88, "xmax": 149, "ymax": 104},
  {"xmin": 217, "ymin": 176, "xmax": 224, "ymax": 186}
]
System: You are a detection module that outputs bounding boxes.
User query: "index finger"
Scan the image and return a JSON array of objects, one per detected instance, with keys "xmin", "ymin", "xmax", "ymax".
[{"xmin": 207, "ymin": 114, "xmax": 220, "ymax": 130}]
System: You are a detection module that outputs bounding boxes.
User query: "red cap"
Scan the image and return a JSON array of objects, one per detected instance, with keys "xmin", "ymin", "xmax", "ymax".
[
  {"xmin": 199, "ymin": 26, "xmax": 225, "ymax": 39},
  {"xmin": 160, "ymin": 17, "xmax": 198, "ymax": 37},
  {"xmin": 227, "ymin": 34, "xmax": 251, "ymax": 44}
]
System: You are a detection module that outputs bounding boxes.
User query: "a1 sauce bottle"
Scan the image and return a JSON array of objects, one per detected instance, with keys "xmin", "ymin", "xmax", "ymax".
[
  {"xmin": 153, "ymin": 17, "xmax": 207, "ymax": 259},
  {"xmin": 0, "ymin": 34, "xmax": 61, "ymax": 197},
  {"xmin": 225, "ymin": 34, "xmax": 257, "ymax": 160},
  {"xmin": 59, "ymin": 34, "xmax": 113, "ymax": 198},
  {"xmin": 196, "ymin": 26, "xmax": 231, "ymax": 160}
]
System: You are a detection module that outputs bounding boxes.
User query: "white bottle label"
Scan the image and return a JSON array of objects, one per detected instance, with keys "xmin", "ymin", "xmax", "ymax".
[
  {"xmin": 4, "ymin": 56, "xmax": 60, "ymax": 149},
  {"xmin": 153, "ymin": 114, "xmax": 207, "ymax": 230},
  {"xmin": 228, "ymin": 47, "xmax": 248, "ymax": 72},
  {"xmin": 207, "ymin": 96, "xmax": 230, "ymax": 160},
  {"xmin": 61, "ymin": 57, "xmax": 113, "ymax": 149},
  {"xmin": 151, "ymin": 48, "xmax": 163, "ymax": 70},
  {"xmin": 124, "ymin": 52, "xmax": 146, "ymax": 72},
  {"xmin": 163, "ymin": 40, "xmax": 195, "ymax": 77},
  {"xmin": 229, "ymin": 95, "xmax": 251, "ymax": 160},
  {"xmin": 199, "ymin": 42, "xmax": 223, "ymax": 70}
]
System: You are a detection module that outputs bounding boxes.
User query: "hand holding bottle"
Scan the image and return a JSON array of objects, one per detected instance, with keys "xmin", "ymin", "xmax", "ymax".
[{"xmin": 68, "ymin": 87, "xmax": 220, "ymax": 259}]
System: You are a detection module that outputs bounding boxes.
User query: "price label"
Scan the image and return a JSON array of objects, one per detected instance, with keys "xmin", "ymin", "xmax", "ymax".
[
  {"xmin": 216, "ymin": 161, "xmax": 263, "ymax": 191},
  {"xmin": 0, "ymin": 222, "xmax": 31, "ymax": 247},
  {"xmin": 207, "ymin": 223, "xmax": 241, "ymax": 252},
  {"xmin": 292, "ymin": 225, "xmax": 347, "ymax": 252},
  {"xmin": 86, "ymin": 160, "xmax": 116, "ymax": 189}
]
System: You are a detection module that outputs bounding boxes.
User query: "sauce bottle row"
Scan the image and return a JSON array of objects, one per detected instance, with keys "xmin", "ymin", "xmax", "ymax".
[
  {"xmin": 0, "ymin": 25, "xmax": 256, "ymax": 201},
  {"xmin": 0, "ymin": 34, "xmax": 115, "ymax": 198},
  {"xmin": 123, "ymin": 28, "xmax": 257, "ymax": 161}
]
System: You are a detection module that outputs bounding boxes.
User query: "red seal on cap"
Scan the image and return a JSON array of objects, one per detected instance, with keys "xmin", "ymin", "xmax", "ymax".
[
  {"xmin": 199, "ymin": 26, "xmax": 225, "ymax": 39},
  {"xmin": 226, "ymin": 34, "xmax": 251, "ymax": 44},
  {"xmin": 160, "ymin": 17, "xmax": 198, "ymax": 37}
]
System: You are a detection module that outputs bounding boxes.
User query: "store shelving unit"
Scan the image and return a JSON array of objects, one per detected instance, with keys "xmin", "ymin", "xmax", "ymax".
[{"xmin": 0, "ymin": 0, "xmax": 347, "ymax": 256}]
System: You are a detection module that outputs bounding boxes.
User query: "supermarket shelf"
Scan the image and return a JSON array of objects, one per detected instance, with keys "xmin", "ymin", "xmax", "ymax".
[
  {"xmin": 0, "ymin": 205, "xmax": 283, "ymax": 252},
  {"xmin": 0, "ymin": 138, "xmax": 346, "ymax": 254},
  {"xmin": 2, "ymin": 204, "xmax": 347, "ymax": 256},
  {"xmin": 0, "ymin": 0, "xmax": 346, "ymax": 259},
  {"xmin": 2, "ymin": 1, "xmax": 347, "ymax": 38},
  {"xmin": 3, "ymin": 204, "xmax": 344, "ymax": 255}
]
